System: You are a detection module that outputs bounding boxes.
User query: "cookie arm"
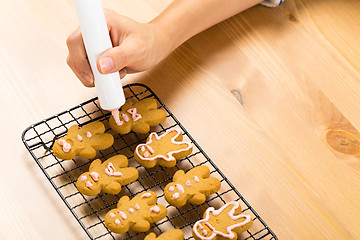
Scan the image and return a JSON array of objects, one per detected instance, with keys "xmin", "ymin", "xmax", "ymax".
[
  {"xmin": 172, "ymin": 170, "xmax": 185, "ymax": 182},
  {"xmin": 89, "ymin": 159, "xmax": 102, "ymax": 171}
]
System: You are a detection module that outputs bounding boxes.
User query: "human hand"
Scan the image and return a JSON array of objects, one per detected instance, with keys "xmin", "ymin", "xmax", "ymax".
[{"xmin": 66, "ymin": 9, "xmax": 171, "ymax": 87}]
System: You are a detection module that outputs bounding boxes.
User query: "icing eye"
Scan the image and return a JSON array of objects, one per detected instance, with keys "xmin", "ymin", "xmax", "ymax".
[{"xmin": 80, "ymin": 175, "xmax": 87, "ymax": 182}]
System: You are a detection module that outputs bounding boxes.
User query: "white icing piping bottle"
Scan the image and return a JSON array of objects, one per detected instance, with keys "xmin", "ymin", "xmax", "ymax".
[{"xmin": 73, "ymin": 0, "xmax": 125, "ymax": 123}]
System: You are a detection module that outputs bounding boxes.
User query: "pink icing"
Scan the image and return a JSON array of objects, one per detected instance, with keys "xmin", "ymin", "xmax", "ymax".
[
  {"xmin": 86, "ymin": 181, "xmax": 92, "ymax": 188},
  {"xmin": 58, "ymin": 139, "xmax": 66, "ymax": 145},
  {"xmin": 203, "ymin": 230, "xmax": 208, "ymax": 236},
  {"xmin": 141, "ymin": 146, "xmax": 146, "ymax": 152},
  {"xmin": 80, "ymin": 175, "xmax": 87, "ymax": 182},
  {"xmin": 90, "ymin": 172, "xmax": 99, "ymax": 182},
  {"xmin": 186, "ymin": 180, "xmax": 192, "ymax": 187},
  {"xmin": 109, "ymin": 213, "xmax": 115, "ymax": 218},
  {"xmin": 193, "ymin": 201, "xmax": 252, "ymax": 240},
  {"xmin": 150, "ymin": 206, "xmax": 160, "ymax": 213},
  {"xmin": 141, "ymin": 193, "xmax": 152, "ymax": 198},
  {"xmin": 122, "ymin": 113, "xmax": 129, "ymax": 122},
  {"xmin": 105, "ymin": 162, "xmax": 122, "ymax": 177},
  {"xmin": 115, "ymin": 219, "xmax": 120, "ymax": 224},
  {"xmin": 118, "ymin": 211, "xmax": 127, "ymax": 220},
  {"xmin": 147, "ymin": 145, "xmax": 154, "ymax": 154},
  {"xmin": 176, "ymin": 184, "xmax": 185, "ymax": 193},
  {"xmin": 86, "ymin": 131, "xmax": 92, "ymax": 138},
  {"xmin": 111, "ymin": 109, "xmax": 122, "ymax": 126},
  {"xmin": 127, "ymin": 108, "xmax": 142, "ymax": 121},
  {"xmin": 134, "ymin": 204, "xmax": 140, "ymax": 210},
  {"xmin": 77, "ymin": 134, "xmax": 82, "ymax": 141},
  {"xmin": 135, "ymin": 128, "xmax": 192, "ymax": 162},
  {"xmin": 144, "ymin": 152, "xmax": 150, "ymax": 158},
  {"xmin": 168, "ymin": 186, "xmax": 175, "ymax": 192},
  {"xmin": 63, "ymin": 142, "xmax": 71, "ymax": 152},
  {"xmin": 128, "ymin": 208, "xmax": 134, "ymax": 213},
  {"xmin": 194, "ymin": 176, "xmax": 200, "ymax": 183},
  {"xmin": 172, "ymin": 192, "xmax": 180, "ymax": 199}
]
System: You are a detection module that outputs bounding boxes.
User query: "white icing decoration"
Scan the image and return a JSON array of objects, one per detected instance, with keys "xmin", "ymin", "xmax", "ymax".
[
  {"xmin": 192, "ymin": 201, "xmax": 251, "ymax": 240},
  {"xmin": 141, "ymin": 192, "xmax": 152, "ymax": 198},
  {"xmin": 105, "ymin": 162, "xmax": 122, "ymax": 177},
  {"xmin": 172, "ymin": 192, "xmax": 180, "ymax": 199},
  {"xmin": 135, "ymin": 128, "xmax": 192, "ymax": 162}
]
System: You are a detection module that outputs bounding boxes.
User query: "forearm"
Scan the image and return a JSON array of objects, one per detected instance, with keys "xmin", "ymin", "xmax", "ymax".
[{"xmin": 150, "ymin": 0, "xmax": 263, "ymax": 52}]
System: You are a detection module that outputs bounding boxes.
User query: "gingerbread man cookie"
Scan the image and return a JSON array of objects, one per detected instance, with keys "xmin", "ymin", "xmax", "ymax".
[
  {"xmin": 134, "ymin": 128, "xmax": 193, "ymax": 168},
  {"xmin": 192, "ymin": 201, "xmax": 253, "ymax": 240},
  {"xmin": 164, "ymin": 165, "xmax": 220, "ymax": 207},
  {"xmin": 76, "ymin": 155, "xmax": 138, "ymax": 196},
  {"xmin": 105, "ymin": 191, "xmax": 167, "ymax": 233},
  {"xmin": 109, "ymin": 98, "xmax": 167, "ymax": 135},
  {"xmin": 52, "ymin": 121, "xmax": 114, "ymax": 160},
  {"xmin": 145, "ymin": 229, "xmax": 184, "ymax": 240}
]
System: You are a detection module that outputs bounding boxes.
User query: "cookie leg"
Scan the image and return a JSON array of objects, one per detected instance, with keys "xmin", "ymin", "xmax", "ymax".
[
  {"xmin": 103, "ymin": 182, "xmax": 122, "ymax": 194},
  {"xmin": 189, "ymin": 193, "xmax": 206, "ymax": 205},
  {"xmin": 132, "ymin": 218, "xmax": 150, "ymax": 232}
]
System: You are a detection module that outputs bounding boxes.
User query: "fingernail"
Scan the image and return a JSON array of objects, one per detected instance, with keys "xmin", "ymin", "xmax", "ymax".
[
  {"xmin": 99, "ymin": 57, "xmax": 114, "ymax": 73},
  {"xmin": 119, "ymin": 68, "xmax": 127, "ymax": 79},
  {"xmin": 81, "ymin": 72, "xmax": 94, "ymax": 85}
]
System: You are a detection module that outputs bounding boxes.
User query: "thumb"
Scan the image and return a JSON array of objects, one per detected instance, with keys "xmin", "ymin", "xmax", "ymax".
[{"xmin": 97, "ymin": 45, "xmax": 130, "ymax": 74}]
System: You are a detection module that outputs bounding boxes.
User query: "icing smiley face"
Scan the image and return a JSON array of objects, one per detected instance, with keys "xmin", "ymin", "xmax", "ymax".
[
  {"xmin": 105, "ymin": 191, "xmax": 167, "ymax": 234},
  {"xmin": 76, "ymin": 155, "xmax": 138, "ymax": 196}
]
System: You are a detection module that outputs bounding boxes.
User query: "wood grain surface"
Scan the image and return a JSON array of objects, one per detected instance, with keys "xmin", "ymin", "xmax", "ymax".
[{"xmin": 0, "ymin": 0, "xmax": 359, "ymax": 239}]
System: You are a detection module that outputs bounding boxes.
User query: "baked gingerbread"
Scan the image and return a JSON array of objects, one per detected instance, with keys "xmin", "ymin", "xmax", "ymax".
[
  {"xmin": 164, "ymin": 165, "xmax": 220, "ymax": 207},
  {"xmin": 145, "ymin": 229, "xmax": 184, "ymax": 240},
  {"xmin": 134, "ymin": 128, "xmax": 193, "ymax": 168},
  {"xmin": 109, "ymin": 98, "xmax": 167, "ymax": 135},
  {"xmin": 76, "ymin": 155, "xmax": 138, "ymax": 196},
  {"xmin": 192, "ymin": 201, "xmax": 253, "ymax": 240},
  {"xmin": 105, "ymin": 191, "xmax": 167, "ymax": 233},
  {"xmin": 52, "ymin": 121, "xmax": 114, "ymax": 160}
]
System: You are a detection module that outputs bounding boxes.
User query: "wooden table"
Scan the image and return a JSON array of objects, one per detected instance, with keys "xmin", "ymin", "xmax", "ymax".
[{"xmin": 1, "ymin": 0, "xmax": 359, "ymax": 239}]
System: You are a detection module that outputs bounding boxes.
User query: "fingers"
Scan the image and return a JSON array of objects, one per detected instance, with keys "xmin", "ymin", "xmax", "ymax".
[
  {"xmin": 97, "ymin": 39, "xmax": 139, "ymax": 75},
  {"xmin": 66, "ymin": 28, "xmax": 94, "ymax": 87}
]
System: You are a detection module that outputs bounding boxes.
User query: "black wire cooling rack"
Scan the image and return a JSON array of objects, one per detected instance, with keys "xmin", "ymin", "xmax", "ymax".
[{"xmin": 22, "ymin": 83, "xmax": 277, "ymax": 240}]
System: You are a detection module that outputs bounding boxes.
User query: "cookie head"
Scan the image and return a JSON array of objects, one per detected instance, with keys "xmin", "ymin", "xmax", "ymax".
[
  {"xmin": 53, "ymin": 138, "xmax": 76, "ymax": 159},
  {"xmin": 105, "ymin": 208, "xmax": 130, "ymax": 233},
  {"xmin": 193, "ymin": 221, "xmax": 214, "ymax": 239},
  {"xmin": 164, "ymin": 183, "xmax": 188, "ymax": 206},
  {"xmin": 76, "ymin": 172, "xmax": 102, "ymax": 196}
]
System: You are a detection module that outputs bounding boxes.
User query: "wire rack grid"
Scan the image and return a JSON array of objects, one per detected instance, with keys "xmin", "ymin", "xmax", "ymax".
[{"xmin": 22, "ymin": 83, "xmax": 277, "ymax": 240}]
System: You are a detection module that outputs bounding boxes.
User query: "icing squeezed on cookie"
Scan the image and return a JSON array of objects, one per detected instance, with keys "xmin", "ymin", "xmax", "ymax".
[{"xmin": 111, "ymin": 109, "xmax": 122, "ymax": 126}]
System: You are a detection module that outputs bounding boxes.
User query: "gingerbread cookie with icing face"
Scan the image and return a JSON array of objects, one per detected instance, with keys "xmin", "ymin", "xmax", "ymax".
[
  {"xmin": 76, "ymin": 155, "xmax": 138, "ymax": 196},
  {"xmin": 52, "ymin": 121, "xmax": 114, "ymax": 160},
  {"xmin": 145, "ymin": 229, "xmax": 184, "ymax": 240},
  {"xmin": 105, "ymin": 191, "xmax": 167, "ymax": 234},
  {"xmin": 193, "ymin": 201, "xmax": 252, "ymax": 240},
  {"xmin": 164, "ymin": 165, "xmax": 220, "ymax": 207},
  {"xmin": 134, "ymin": 128, "xmax": 193, "ymax": 168},
  {"xmin": 109, "ymin": 98, "xmax": 167, "ymax": 135}
]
